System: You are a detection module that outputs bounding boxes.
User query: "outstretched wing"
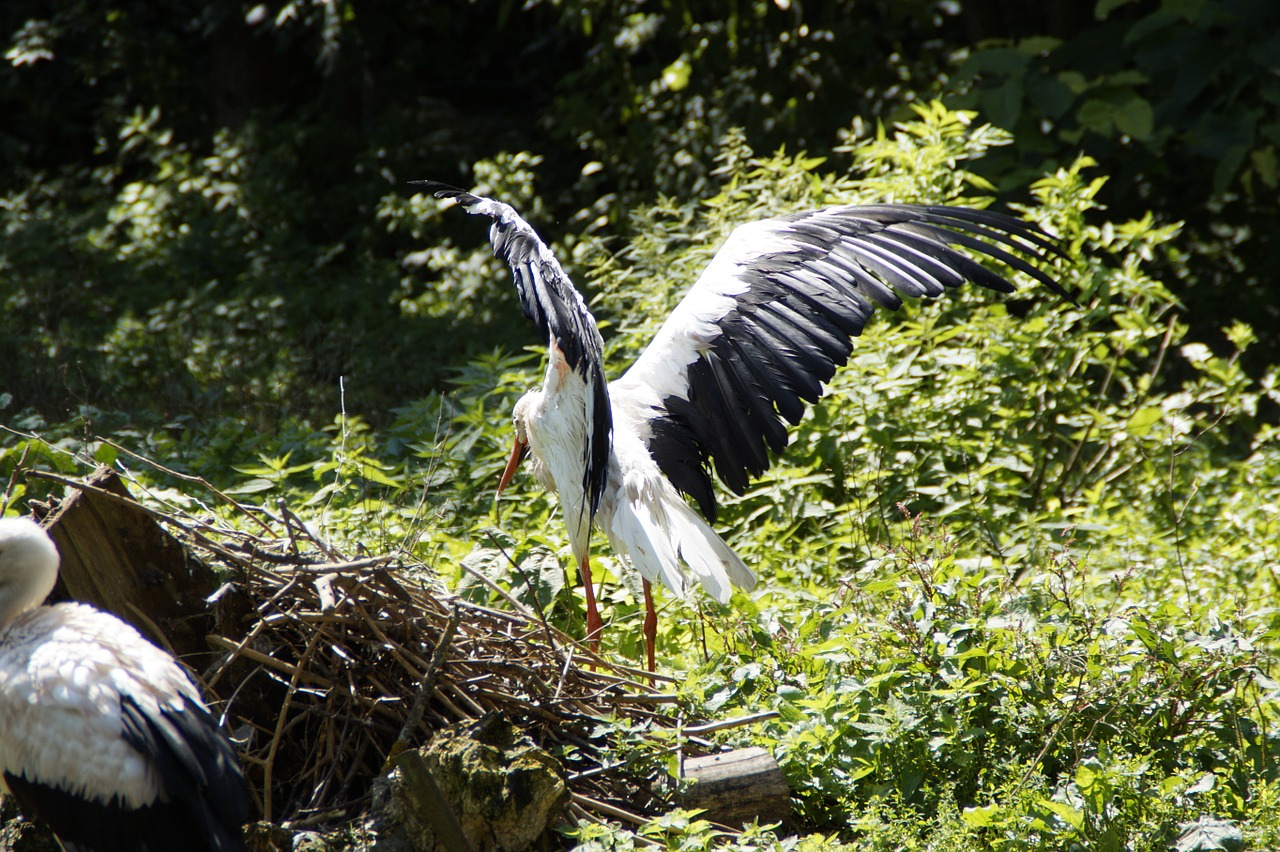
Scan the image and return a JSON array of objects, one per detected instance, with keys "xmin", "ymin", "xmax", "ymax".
[
  {"xmin": 609, "ymin": 203, "xmax": 1071, "ymax": 521},
  {"xmin": 415, "ymin": 181, "xmax": 613, "ymax": 518}
]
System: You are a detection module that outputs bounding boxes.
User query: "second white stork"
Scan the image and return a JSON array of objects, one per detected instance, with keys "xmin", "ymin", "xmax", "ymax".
[
  {"xmin": 414, "ymin": 181, "xmax": 1070, "ymax": 670},
  {"xmin": 0, "ymin": 516, "xmax": 250, "ymax": 852}
]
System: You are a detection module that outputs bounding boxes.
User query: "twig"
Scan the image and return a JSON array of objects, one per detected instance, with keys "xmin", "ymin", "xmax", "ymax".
[
  {"xmin": 484, "ymin": 530, "xmax": 562, "ymax": 656},
  {"xmin": 278, "ymin": 502, "xmax": 342, "ymax": 561},
  {"xmin": 99, "ymin": 436, "xmax": 277, "ymax": 534},
  {"xmin": 281, "ymin": 555, "xmax": 397, "ymax": 574},
  {"xmin": 441, "ymin": 679, "xmax": 489, "ymax": 718},
  {"xmin": 263, "ymin": 628, "xmax": 325, "ymax": 823},
  {"xmin": 682, "ymin": 710, "xmax": 780, "ymax": 736},
  {"xmin": 456, "ymin": 556, "xmax": 541, "ymax": 621},
  {"xmin": 565, "ymin": 802, "xmax": 662, "ymax": 847},
  {"xmin": 571, "ymin": 792, "xmax": 649, "ymax": 826},
  {"xmin": 207, "ymin": 635, "xmax": 331, "ymax": 689},
  {"xmin": 396, "ymin": 605, "xmax": 462, "ymax": 750},
  {"xmin": 2, "ymin": 442, "xmax": 31, "ymax": 512},
  {"xmin": 124, "ymin": 601, "xmax": 180, "ymax": 658},
  {"xmin": 569, "ymin": 744, "xmax": 681, "ymax": 783},
  {"xmin": 25, "ymin": 469, "xmax": 257, "ymax": 569}
]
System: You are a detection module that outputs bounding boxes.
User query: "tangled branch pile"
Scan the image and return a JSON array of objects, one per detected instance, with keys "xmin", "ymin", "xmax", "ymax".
[
  {"xmin": 205, "ymin": 535, "xmax": 680, "ymax": 831},
  {"xmin": 34, "ymin": 467, "xmax": 702, "ymax": 840}
]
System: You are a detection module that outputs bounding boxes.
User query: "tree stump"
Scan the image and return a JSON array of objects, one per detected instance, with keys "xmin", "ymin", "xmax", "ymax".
[
  {"xmin": 40, "ymin": 468, "xmax": 222, "ymax": 660},
  {"xmin": 680, "ymin": 747, "xmax": 792, "ymax": 828}
]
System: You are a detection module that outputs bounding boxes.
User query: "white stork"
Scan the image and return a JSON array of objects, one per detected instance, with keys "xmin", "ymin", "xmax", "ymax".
[
  {"xmin": 0, "ymin": 517, "xmax": 249, "ymax": 852},
  {"xmin": 414, "ymin": 182, "xmax": 1070, "ymax": 670}
]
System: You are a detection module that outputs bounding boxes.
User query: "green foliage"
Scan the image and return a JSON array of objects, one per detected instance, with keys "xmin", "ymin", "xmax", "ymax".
[
  {"xmin": 4, "ymin": 104, "xmax": 1279, "ymax": 850},
  {"xmin": 566, "ymin": 108, "xmax": 1279, "ymax": 847},
  {"xmin": 954, "ymin": 1, "xmax": 1280, "ymax": 197},
  {"xmin": 0, "ymin": 0, "xmax": 958, "ymax": 431},
  {"xmin": 950, "ymin": 0, "xmax": 1280, "ymax": 360},
  {"xmin": 5, "ymin": 0, "xmax": 1276, "ymax": 434},
  {"xmin": 527, "ymin": 0, "xmax": 952, "ymax": 199},
  {"xmin": 750, "ymin": 523, "xmax": 1273, "ymax": 847}
]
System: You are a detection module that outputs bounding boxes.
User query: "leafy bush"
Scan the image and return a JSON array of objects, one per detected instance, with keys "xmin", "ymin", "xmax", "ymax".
[
  {"xmin": 951, "ymin": 0, "xmax": 1280, "ymax": 369},
  {"xmin": 4, "ymin": 104, "xmax": 1277, "ymax": 849}
]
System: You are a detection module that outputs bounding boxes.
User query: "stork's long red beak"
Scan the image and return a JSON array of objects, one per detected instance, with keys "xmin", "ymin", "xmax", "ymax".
[{"xmin": 497, "ymin": 437, "xmax": 528, "ymax": 496}]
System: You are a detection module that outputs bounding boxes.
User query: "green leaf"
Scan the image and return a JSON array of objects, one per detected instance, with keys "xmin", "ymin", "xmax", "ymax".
[
  {"xmin": 1040, "ymin": 798, "xmax": 1086, "ymax": 832},
  {"xmin": 1175, "ymin": 817, "xmax": 1243, "ymax": 852},
  {"xmin": 1078, "ymin": 98, "xmax": 1116, "ymax": 134},
  {"xmin": 1095, "ymin": 0, "xmax": 1138, "ymax": 19},
  {"xmin": 1115, "ymin": 96, "xmax": 1154, "ymax": 140},
  {"xmin": 1250, "ymin": 144, "xmax": 1277, "ymax": 188},
  {"xmin": 1126, "ymin": 406, "xmax": 1164, "ymax": 436},
  {"xmin": 962, "ymin": 804, "xmax": 1001, "ymax": 827},
  {"xmin": 1164, "ymin": 0, "xmax": 1208, "ymax": 22},
  {"xmin": 662, "ymin": 57, "xmax": 691, "ymax": 92},
  {"xmin": 92, "ymin": 442, "xmax": 119, "ymax": 466},
  {"xmin": 225, "ymin": 478, "xmax": 275, "ymax": 495}
]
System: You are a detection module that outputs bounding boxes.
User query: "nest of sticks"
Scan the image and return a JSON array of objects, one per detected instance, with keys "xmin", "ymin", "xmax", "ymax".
[
  {"xmin": 203, "ymin": 526, "xmax": 684, "ymax": 832},
  {"xmin": 29, "ymin": 463, "xmax": 739, "ymax": 839}
]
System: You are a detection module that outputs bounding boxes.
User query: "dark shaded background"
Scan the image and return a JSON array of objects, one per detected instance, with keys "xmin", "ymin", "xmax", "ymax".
[{"xmin": 3, "ymin": 0, "xmax": 1275, "ymax": 431}]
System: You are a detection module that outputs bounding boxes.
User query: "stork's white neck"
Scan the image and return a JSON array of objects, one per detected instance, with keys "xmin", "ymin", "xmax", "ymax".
[{"xmin": 0, "ymin": 517, "xmax": 60, "ymax": 629}]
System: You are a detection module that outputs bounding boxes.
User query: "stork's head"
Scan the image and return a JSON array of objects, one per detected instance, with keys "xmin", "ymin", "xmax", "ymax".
[
  {"xmin": 0, "ymin": 517, "xmax": 60, "ymax": 628},
  {"xmin": 498, "ymin": 390, "xmax": 549, "ymax": 496},
  {"xmin": 510, "ymin": 391, "xmax": 539, "ymax": 445}
]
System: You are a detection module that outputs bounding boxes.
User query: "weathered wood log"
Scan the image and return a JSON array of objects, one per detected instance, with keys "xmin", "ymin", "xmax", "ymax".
[
  {"xmin": 680, "ymin": 746, "xmax": 792, "ymax": 827},
  {"xmin": 41, "ymin": 467, "xmax": 222, "ymax": 659},
  {"xmin": 392, "ymin": 750, "xmax": 479, "ymax": 852}
]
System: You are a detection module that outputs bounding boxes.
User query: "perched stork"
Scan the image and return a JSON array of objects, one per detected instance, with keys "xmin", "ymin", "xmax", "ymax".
[
  {"xmin": 0, "ymin": 517, "xmax": 249, "ymax": 852},
  {"xmin": 414, "ymin": 181, "xmax": 1070, "ymax": 670}
]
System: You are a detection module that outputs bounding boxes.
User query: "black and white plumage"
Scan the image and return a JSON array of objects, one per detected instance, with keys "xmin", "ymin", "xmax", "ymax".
[
  {"xmin": 0, "ymin": 517, "xmax": 249, "ymax": 852},
  {"xmin": 416, "ymin": 181, "xmax": 1069, "ymax": 669}
]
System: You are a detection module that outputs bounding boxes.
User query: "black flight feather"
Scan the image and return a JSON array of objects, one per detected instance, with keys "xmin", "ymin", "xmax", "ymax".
[
  {"xmin": 642, "ymin": 202, "xmax": 1072, "ymax": 520},
  {"xmin": 416, "ymin": 181, "xmax": 613, "ymax": 520}
]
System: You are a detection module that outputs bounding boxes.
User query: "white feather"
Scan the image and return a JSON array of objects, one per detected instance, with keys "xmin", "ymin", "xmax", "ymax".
[
  {"xmin": 0, "ymin": 602, "xmax": 197, "ymax": 807},
  {"xmin": 596, "ymin": 415, "xmax": 757, "ymax": 603},
  {"xmin": 514, "ymin": 344, "xmax": 597, "ymax": 561},
  {"xmin": 0, "ymin": 517, "xmax": 237, "ymax": 822}
]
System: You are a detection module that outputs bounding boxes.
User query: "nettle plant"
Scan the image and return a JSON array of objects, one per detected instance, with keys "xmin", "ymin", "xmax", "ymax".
[
  {"xmin": 8, "ymin": 103, "xmax": 1275, "ymax": 850},
  {"xmin": 552, "ymin": 104, "xmax": 1279, "ymax": 846}
]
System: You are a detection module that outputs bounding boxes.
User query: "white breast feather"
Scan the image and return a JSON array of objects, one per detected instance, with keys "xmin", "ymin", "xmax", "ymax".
[
  {"xmin": 525, "ymin": 365, "xmax": 596, "ymax": 560},
  {"xmin": 0, "ymin": 603, "xmax": 201, "ymax": 808}
]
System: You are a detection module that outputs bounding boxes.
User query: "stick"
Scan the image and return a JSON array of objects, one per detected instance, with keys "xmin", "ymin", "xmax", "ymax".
[{"xmin": 396, "ymin": 606, "xmax": 463, "ymax": 750}]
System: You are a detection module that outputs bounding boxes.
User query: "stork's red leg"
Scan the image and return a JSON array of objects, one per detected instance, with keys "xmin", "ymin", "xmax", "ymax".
[
  {"xmin": 642, "ymin": 578, "xmax": 657, "ymax": 673},
  {"xmin": 579, "ymin": 555, "xmax": 603, "ymax": 656}
]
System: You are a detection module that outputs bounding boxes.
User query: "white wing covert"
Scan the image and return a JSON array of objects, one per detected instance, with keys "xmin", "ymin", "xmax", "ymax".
[{"xmin": 610, "ymin": 203, "xmax": 1070, "ymax": 522}]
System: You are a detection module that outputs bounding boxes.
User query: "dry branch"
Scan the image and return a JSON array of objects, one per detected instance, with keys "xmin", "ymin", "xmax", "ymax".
[{"xmin": 30, "ymin": 467, "xmax": 779, "ymax": 838}]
